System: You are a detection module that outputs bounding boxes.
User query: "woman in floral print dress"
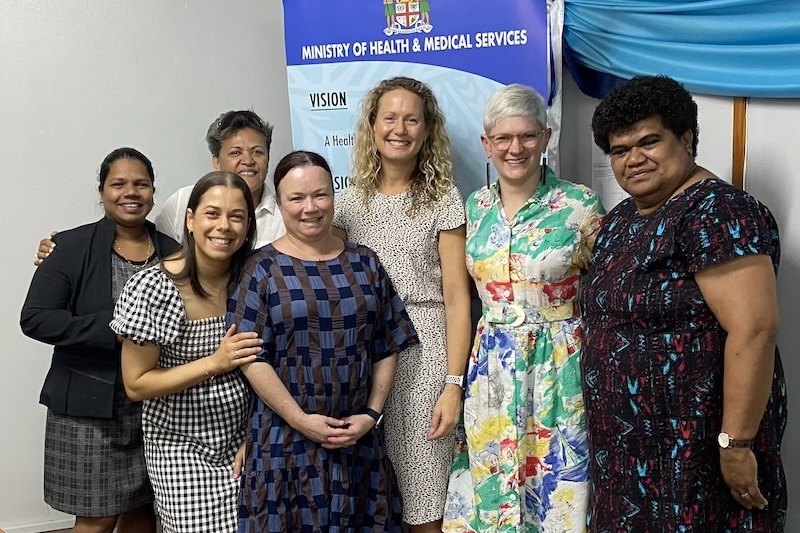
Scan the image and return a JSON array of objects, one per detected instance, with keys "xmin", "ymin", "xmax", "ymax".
[{"xmin": 443, "ymin": 84, "xmax": 604, "ymax": 532}]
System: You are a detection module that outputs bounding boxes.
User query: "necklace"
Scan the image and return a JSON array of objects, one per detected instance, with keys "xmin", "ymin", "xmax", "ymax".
[
  {"xmin": 114, "ymin": 234, "xmax": 152, "ymax": 270},
  {"xmin": 200, "ymin": 282, "xmax": 226, "ymax": 296}
]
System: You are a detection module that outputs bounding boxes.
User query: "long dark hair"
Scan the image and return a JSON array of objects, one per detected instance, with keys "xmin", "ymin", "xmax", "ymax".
[{"xmin": 167, "ymin": 171, "xmax": 256, "ymax": 298}]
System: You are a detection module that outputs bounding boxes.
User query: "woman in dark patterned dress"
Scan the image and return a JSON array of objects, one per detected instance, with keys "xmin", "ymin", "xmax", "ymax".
[
  {"xmin": 21, "ymin": 148, "xmax": 180, "ymax": 533},
  {"xmin": 581, "ymin": 75, "xmax": 786, "ymax": 532},
  {"xmin": 229, "ymin": 150, "xmax": 417, "ymax": 532}
]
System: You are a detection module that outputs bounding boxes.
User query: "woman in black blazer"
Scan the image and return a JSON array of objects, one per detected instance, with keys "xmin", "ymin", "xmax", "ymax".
[{"xmin": 20, "ymin": 148, "xmax": 180, "ymax": 533}]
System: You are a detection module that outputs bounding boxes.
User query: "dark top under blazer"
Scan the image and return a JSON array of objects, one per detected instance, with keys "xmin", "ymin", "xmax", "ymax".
[{"xmin": 20, "ymin": 216, "xmax": 181, "ymax": 419}]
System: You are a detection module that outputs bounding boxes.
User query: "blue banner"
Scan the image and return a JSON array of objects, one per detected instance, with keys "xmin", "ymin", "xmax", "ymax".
[{"xmin": 282, "ymin": 0, "xmax": 548, "ymax": 196}]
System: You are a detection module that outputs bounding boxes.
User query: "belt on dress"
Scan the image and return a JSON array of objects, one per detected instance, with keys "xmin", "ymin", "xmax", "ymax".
[{"xmin": 483, "ymin": 301, "xmax": 579, "ymax": 326}]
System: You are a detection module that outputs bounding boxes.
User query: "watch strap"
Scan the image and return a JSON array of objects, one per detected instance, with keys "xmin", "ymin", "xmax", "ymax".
[
  {"xmin": 360, "ymin": 407, "xmax": 384, "ymax": 428},
  {"xmin": 724, "ymin": 437, "xmax": 753, "ymax": 448},
  {"xmin": 718, "ymin": 432, "xmax": 753, "ymax": 449},
  {"xmin": 445, "ymin": 374, "xmax": 464, "ymax": 388}
]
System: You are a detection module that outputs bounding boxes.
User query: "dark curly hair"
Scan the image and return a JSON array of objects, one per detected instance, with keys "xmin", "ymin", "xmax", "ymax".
[{"xmin": 592, "ymin": 75, "xmax": 699, "ymax": 157}]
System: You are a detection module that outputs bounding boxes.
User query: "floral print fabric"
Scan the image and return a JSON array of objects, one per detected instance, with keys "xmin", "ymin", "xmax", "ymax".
[{"xmin": 444, "ymin": 169, "xmax": 604, "ymax": 532}]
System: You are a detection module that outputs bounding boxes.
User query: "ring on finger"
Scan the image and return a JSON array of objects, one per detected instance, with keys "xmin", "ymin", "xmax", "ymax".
[{"xmin": 740, "ymin": 492, "xmax": 749, "ymax": 498}]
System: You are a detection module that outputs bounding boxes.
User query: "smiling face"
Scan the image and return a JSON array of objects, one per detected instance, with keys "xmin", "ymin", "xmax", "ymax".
[
  {"xmin": 607, "ymin": 115, "xmax": 695, "ymax": 212},
  {"xmin": 100, "ymin": 158, "xmax": 155, "ymax": 228},
  {"xmin": 482, "ymin": 116, "xmax": 550, "ymax": 186},
  {"xmin": 276, "ymin": 165, "xmax": 334, "ymax": 242},
  {"xmin": 186, "ymin": 185, "xmax": 250, "ymax": 264},
  {"xmin": 212, "ymin": 127, "xmax": 269, "ymax": 201},
  {"xmin": 372, "ymin": 88, "xmax": 428, "ymax": 167}
]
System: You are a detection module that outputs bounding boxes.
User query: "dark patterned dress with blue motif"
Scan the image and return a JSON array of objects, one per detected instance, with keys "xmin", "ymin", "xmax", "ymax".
[
  {"xmin": 228, "ymin": 242, "xmax": 416, "ymax": 533},
  {"xmin": 581, "ymin": 178, "xmax": 787, "ymax": 532}
]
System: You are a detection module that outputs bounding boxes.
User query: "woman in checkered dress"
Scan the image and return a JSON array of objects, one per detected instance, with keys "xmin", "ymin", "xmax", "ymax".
[
  {"xmin": 111, "ymin": 172, "xmax": 263, "ymax": 533},
  {"xmin": 229, "ymin": 151, "xmax": 418, "ymax": 532},
  {"xmin": 21, "ymin": 148, "xmax": 180, "ymax": 533}
]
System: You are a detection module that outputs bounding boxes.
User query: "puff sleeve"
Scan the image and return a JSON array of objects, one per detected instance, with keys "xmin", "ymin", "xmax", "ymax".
[{"xmin": 110, "ymin": 267, "xmax": 185, "ymax": 346}]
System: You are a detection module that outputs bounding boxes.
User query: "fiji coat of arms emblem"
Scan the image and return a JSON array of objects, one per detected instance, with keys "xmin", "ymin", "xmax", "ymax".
[{"xmin": 383, "ymin": 0, "xmax": 432, "ymax": 35}]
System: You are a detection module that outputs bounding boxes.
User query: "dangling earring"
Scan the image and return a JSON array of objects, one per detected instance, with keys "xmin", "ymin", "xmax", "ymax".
[{"xmin": 541, "ymin": 157, "xmax": 547, "ymax": 183}]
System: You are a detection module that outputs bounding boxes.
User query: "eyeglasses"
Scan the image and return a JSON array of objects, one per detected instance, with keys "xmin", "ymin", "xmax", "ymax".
[{"xmin": 488, "ymin": 131, "xmax": 543, "ymax": 150}]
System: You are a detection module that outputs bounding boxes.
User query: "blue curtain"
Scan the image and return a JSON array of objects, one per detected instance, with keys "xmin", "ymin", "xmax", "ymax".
[{"xmin": 563, "ymin": 0, "xmax": 800, "ymax": 98}]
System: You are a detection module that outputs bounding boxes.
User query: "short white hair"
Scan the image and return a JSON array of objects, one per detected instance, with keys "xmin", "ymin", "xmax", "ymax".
[{"xmin": 483, "ymin": 84, "xmax": 547, "ymax": 134}]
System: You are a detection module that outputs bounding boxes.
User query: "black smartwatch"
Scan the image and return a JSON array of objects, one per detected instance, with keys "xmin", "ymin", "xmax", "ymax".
[{"xmin": 360, "ymin": 407, "xmax": 384, "ymax": 429}]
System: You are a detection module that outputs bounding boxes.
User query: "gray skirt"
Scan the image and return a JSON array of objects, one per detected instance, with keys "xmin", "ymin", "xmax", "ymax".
[{"xmin": 44, "ymin": 387, "xmax": 153, "ymax": 516}]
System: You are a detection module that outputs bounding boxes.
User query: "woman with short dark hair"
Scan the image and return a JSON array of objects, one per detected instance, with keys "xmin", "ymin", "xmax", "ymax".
[
  {"xmin": 154, "ymin": 109, "xmax": 284, "ymax": 248},
  {"xmin": 583, "ymin": 75, "xmax": 786, "ymax": 531}
]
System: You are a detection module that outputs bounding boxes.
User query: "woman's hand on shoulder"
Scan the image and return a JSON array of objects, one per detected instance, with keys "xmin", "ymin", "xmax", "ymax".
[
  {"xmin": 33, "ymin": 232, "xmax": 57, "ymax": 266},
  {"xmin": 206, "ymin": 324, "xmax": 262, "ymax": 375}
]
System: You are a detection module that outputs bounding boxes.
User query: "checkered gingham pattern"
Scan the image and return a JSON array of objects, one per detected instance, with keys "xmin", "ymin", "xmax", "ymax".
[
  {"xmin": 111, "ymin": 266, "xmax": 250, "ymax": 533},
  {"xmin": 228, "ymin": 243, "xmax": 417, "ymax": 532}
]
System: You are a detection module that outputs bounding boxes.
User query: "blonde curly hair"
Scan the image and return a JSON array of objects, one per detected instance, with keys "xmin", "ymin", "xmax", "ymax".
[{"xmin": 350, "ymin": 76, "xmax": 454, "ymax": 215}]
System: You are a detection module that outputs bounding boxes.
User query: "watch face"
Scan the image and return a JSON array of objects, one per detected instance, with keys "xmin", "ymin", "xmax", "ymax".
[{"xmin": 718, "ymin": 433, "xmax": 730, "ymax": 448}]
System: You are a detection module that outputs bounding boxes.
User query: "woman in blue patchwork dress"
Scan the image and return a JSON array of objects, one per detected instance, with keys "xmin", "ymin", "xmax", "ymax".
[{"xmin": 229, "ymin": 151, "xmax": 417, "ymax": 532}]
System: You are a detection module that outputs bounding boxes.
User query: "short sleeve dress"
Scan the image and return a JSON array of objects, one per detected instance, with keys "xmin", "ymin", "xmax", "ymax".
[
  {"xmin": 111, "ymin": 267, "xmax": 251, "ymax": 533},
  {"xmin": 333, "ymin": 184, "xmax": 466, "ymax": 525},
  {"xmin": 444, "ymin": 169, "xmax": 605, "ymax": 532},
  {"xmin": 228, "ymin": 242, "xmax": 418, "ymax": 533},
  {"xmin": 581, "ymin": 178, "xmax": 787, "ymax": 531}
]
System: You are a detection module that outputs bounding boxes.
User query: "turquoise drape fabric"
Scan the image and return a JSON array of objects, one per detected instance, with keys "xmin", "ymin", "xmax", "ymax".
[{"xmin": 563, "ymin": 0, "xmax": 800, "ymax": 98}]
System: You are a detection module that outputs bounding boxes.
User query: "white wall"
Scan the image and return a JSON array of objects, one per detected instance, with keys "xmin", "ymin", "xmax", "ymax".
[
  {"xmin": 0, "ymin": 1, "xmax": 292, "ymax": 530},
  {"xmin": 745, "ymin": 99, "xmax": 800, "ymax": 532},
  {"xmin": 561, "ymin": 72, "xmax": 799, "ymax": 530},
  {"xmin": 2, "ymin": 2, "xmax": 797, "ymax": 530},
  {"xmin": 560, "ymin": 73, "xmax": 733, "ymax": 188}
]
